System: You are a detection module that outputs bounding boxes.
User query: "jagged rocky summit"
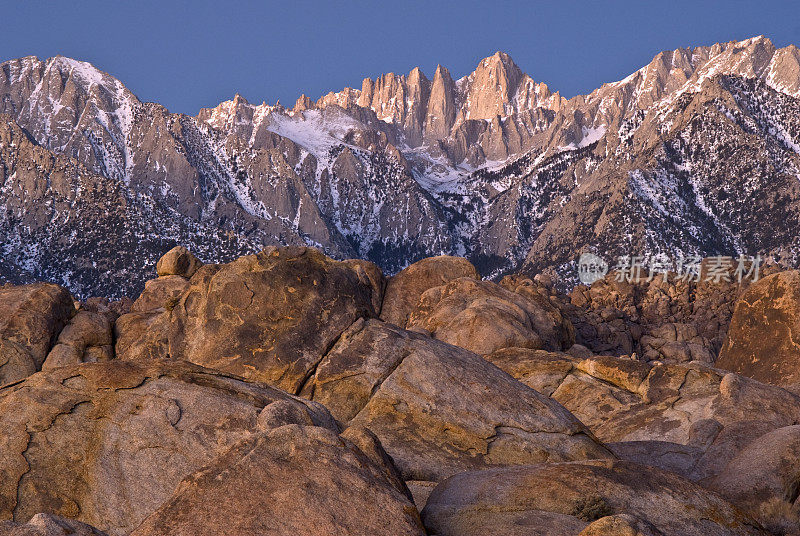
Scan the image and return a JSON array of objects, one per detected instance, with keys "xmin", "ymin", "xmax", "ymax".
[{"xmin": 1, "ymin": 36, "xmax": 800, "ymax": 298}]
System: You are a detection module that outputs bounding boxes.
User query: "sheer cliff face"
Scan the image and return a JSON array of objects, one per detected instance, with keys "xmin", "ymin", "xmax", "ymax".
[{"xmin": 1, "ymin": 36, "xmax": 800, "ymax": 297}]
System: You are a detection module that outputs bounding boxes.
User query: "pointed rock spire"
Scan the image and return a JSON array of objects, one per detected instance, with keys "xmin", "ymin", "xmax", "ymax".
[
  {"xmin": 293, "ymin": 94, "xmax": 314, "ymax": 113},
  {"xmin": 402, "ymin": 67, "xmax": 430, "ymax": 146},
  {"xmin": 424, "ymin": 65, "xmax": 456, "ymax": 140},
  {"xmin": 357, "ymin": 78, "xmax": 374, "ymax": 108}
]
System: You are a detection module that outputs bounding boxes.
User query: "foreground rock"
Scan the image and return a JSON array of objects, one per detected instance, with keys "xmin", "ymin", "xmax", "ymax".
[
  {"xmin": 0, "ymin": 283, "xmax": 74, "ymax": 384},
  {"xmin": 131, "ymin": 425, "xmax": 424, "ymax": 536},
  {"xmin": 718, "ymin": 271, "xmax": 800, "ymax": 387},
  {"xmin": 486, "ymin": 348, "xmax": 800, "ymax": 481},
  {"xmin": 342, "ymin": 259, "xmax": 387, "ymax": 314},
  {"xmin": 116, "ymin": 246, "xmax": 379, "ymax": 392},
  {"xmin": 380, "ymin": 256, "xmax": 479, "ymax": 327},
  {"xmin": 301, "ymin": 319, "xmax": 612, "ymax": 481},
  {"xmin": 155, "ymin": 246, "xmax": 202, "ymax": 278},
  {"xmin": 407, "ymin": 277, "xmax": 573, "ymax": 354},
  {"xmin": 0, "ymin": 360, "xmax": 334, "ymax": 535},
  {"xmin": 0, "ymin": 514, "xmax": 107, "ymax": 536},
  {"xmin": 42, "ymin": 311, "xmax": 113, "ymax": 370},
  {"xmin": 578, "ymin": 514, "xmax": 662, "ymax": 536},
  {"xmin": 421, "ymin": 460, "xmax": 766, "ymax": 536},
  {"xmin": 709, "ymin": 425, "xmax": 800, "ymax": 534},
  {"xmin": 128, "ymin": 275, "xmax": 189, "ymax": 314}
]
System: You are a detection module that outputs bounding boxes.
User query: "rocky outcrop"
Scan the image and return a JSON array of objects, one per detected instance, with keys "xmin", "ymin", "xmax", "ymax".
[
  {"xmin": 6, "ymin": 249, "xmax": 800, "ymax": 533},
  {"xmin": 718, "ymin": 271, "xmax": 800, "ymax": 387},
  {"xmin": 0, "ymin": 360, "xmax": 335, "ymax": 535},
  {"xmin": 301, "ymin": 318, "xmax": 612, "ymax": 481},
  {"xmin": 129, "ymin": 275, "xmax": 190, "ymax": 314},
  {"xmin": 113, "ymin": 310, "xmax": 168, "ymax": 364},
  {"xmin": 42, "ymin": 311, "xmax": 114, "ymax": 370},
  {"xmin": 115, "ymin": 247, "xmax": 377, "ymax": 393},
  {"xmin": 406, "ymin": 276, "xmax": 573, "ymax": 354},
  {"xmin": 638, "ymin": 322, "xmax": 715, "ymax": 364},
  {"xmin": 125, "ymin": 248, "xmax": 200, "ymax": 316},
  {"xmin": 421, "ymin": 460, "xmax": 767, "ymax": 536},
  {"xmin": 567, "ymin": 270, "xmax": 751, "ymax": 361},
  {"xmin": 0, "ymin": 282, "xmax": 74, "ymax": 384},
  {"xmin": 130, "ymin": 425, "xmax": 424, "ymax": 536},
  {"xmin": 485, "ymin": 348, "xmax": 800, "ymax": 482},
  {"xmin": 379, "ymin": 255, "xmax": 480, "ymax": 327},
  {"xmin": 709, "ymin": 425, "xmax": 800, "ymax": 534},
  {"xmin": 0, "ymin": 514, "xmax": 107, "ymax": 536},
  {"xmin": 154, "ymin": 246, "xmax": 202, "ymax": 278}
]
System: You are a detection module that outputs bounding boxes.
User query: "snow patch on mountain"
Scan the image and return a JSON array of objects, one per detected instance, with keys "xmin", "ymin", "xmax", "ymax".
[{"xmin": 266, "ymin": 109, "xmax": 362, "ymax": 161}]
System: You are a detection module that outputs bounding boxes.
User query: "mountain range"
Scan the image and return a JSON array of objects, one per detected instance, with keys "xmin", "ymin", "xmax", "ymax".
[{"xmin": 1, "ymin": 35, "xmax": 799, "ymax": 297}]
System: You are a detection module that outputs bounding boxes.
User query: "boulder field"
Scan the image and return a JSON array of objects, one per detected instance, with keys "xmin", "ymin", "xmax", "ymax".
[{"xmin": 1, "ymin": 246, "xmax": 799, "ymax": 534}]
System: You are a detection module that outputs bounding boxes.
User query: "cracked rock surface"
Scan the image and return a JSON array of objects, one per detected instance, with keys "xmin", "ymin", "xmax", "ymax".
[
  {"xmin": 115, "ymin": 246, "xmax": 378, "ymax": 393},
  {"xmin": 130, "ymin": 425, "xmax": 424, "ymax": 536},
  {"xmin": 301, "ymin": 318, "xmax": 612, "ymax": 481},
  {"xmin": 486, "ymin": 348, "xmax": 800, "ymax": 482},
  {"xmin": 0, "ymin": 360, "xmax": 335, "ymax": 535},
  {"xmin": 718, "ymin": 271, "xmax": 800, "ymax": 387},
  {"xmin": 0, "ymin": 283, "xmax": 74, "ymax": 385},
  {"xmin": 421, "ymin": 460, "xmax": 768, "ymax": 536}
]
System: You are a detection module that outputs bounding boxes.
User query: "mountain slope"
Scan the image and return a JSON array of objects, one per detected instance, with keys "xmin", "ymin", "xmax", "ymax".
[
  {"xmin": 0, "ymin": 114, "xmax": 258, "ymax": 297},
  {"xmin": 1, "ymin": 36, "xmax": 800, "ymax": 297}
]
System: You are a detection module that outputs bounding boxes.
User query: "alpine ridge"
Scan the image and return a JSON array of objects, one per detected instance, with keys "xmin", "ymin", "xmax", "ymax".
[{"xmin": 1, "ymin": 35, "xmax": 800, "ymax": 298}]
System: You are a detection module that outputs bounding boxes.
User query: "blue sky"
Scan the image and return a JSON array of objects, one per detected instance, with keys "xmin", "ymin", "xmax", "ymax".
[{"xmin": 2, "ymin": 1, "xmax": 798, "ymax": 115}]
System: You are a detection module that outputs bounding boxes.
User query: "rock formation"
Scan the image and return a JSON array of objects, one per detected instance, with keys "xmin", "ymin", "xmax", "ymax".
[
  {"xmin": 0, "ymin": 283, "xmax": 74, "ymax": 384},
  {"xmin": 485, "ymin": 348, "xmax": 800, "ymax": 482},
  {"xmin": 0, "ymin": 360, "xmax": 335, "ymax": 535},
  {"xmin": 421, "ymin": 460, "xmax": 768, "ymax": 536},
  {"xmin": 718, "ymin": 271, "xmax": 800, "ymax": 387},
  {"xmin": 2, "ymin": 245, "xmax": 800, "ymax": 534},
  {"xmin": 115, "ymin": 246, "xmax": 377, "ymax": 392},
  {"xmin": 380, "ymin": 255, "xmax": 480, "ymax": 327},
  {"xmin": 300, "ymin": 318, "xmax": 612, "ymax": 481},
  {"xmin": 130, "ymin": 425, "xmax": 424, "ymax": 536}
]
